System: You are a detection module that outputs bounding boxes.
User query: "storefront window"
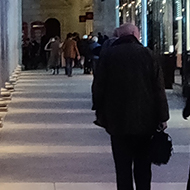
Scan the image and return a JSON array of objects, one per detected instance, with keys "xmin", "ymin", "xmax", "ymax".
[
  {"xmin": 119, "ymin": 0, "xmax": 174, "ymax": 53},
  {"xmin": 148, "ymin": 0, "xmax": 173, "ymax": 54},
  {"xmin": 119, "ymin": 0, "xmax": 137, "ymax": 25},
  {"xmin": 119, "ymin": 0, "xmax": 143, "ymax": 41},
  {"xmin": 162, "ymin": 0, "xmax": 173, "ymax": 54},
  {"xmin": 187, "ymin": 0, "xmax": 190, "ymax": 51},
  {"xmin": 174, "ymin": 0, "xmax": 182, "ymax": 68}
]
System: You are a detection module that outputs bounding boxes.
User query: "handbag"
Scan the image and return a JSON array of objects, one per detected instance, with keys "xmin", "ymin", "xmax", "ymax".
[{"xmin": 150, "ymin": 130, "xmax": 173, "ymax": 166}]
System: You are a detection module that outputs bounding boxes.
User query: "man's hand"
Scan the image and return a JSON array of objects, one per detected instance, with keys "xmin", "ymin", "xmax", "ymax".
[{"xmin": 158, "ymin": 122, "xmax": 167, "ymax": 131}]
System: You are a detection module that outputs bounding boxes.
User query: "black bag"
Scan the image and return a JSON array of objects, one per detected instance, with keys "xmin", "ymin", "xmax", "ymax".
[{"xmin": 150, "ymin": 130, "xmax": 173, "ymax": 166}]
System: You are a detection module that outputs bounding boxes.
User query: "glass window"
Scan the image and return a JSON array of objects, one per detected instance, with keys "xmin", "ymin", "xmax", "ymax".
[
  {"xmin": 162, "ymin": 0, "xmax": 173, "ymax": 54},
  {"xmin": 174, "ymin": 0, "xmax": 182, "ymax": 67},
  {"xmin": 150, "ymin": 0, "xmax": 173, "ymax": 54},
  {"xmin": 119, "ymin": 0, "xmax": 143, "ymax": 42},
  {"xmin": 187, "ymin": 0, "xmax": 190, "ymax": 51}
]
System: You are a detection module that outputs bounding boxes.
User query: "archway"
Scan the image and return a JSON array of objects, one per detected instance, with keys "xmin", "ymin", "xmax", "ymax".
[{"xmin": 45, "ymin": 18, "xmax": 61, "ymax": 39}]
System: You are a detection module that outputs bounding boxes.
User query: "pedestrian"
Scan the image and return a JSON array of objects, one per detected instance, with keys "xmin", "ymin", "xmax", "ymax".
[
  {"xmin": 22, "ymin": 38, "xmax": 32, "ymax": 70},
  {"xmin": 40, "ymin": 35, "xmax": 49, "ymax": 70},
  {"xmin": 30, "ymin": 39, "xmax": 39, "ymax": 69},
  {"xmin": 62, "ymin": 33, "xmax": 80, "ymax": 77},
  {"xmin": 92, "ymin": 23, "xmax": 169, "ymax": 190},
  {"xmin": 72, "ymin": 32, "xmax": 81, "ymax": 68},
  {"xmin": 97, "ymin": 32, "xmax": 104, "ymax": 45},
  {"xmin": 182, "ymin": 95, "xmax": 190, "ymax": 190},
  {"xmin": 61, "ymin": 33, "xmax": 73, "ymax": 75},
  {"xmin": 78, "ymin": 35, "xmax": 90, "ymax": 70},
  {"xmin": 45, "ymin": 36, "xmax": 61, "ymax": 75},
  {"xmin": 89, "ymin": 36, "xmax": 101, "ymax": 76}
]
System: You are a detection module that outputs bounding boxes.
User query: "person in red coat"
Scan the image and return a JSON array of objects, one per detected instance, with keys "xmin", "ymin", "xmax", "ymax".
[{"xmin": 62, "ymin": 34, "xmax": 80, "ymax": 77}]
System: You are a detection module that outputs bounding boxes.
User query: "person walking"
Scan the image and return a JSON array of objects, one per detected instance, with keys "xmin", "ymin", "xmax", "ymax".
[
  {"xmin": 78, "ymin": 35, "xmax": 90, "ymax": 72},
  {"xmin": 92, "ymin": 23, "xmax": 169, "ymax": 190},
  {"xmin": 183, "ymin": 95, "xmax": 190, "ymax": 190},
  {"xmin": 22, "ymin": 38, "xmax": 32, "ymax": 70},
  {"xmin": 45, "ymin": 36, "xmax": 61, "ymax": 75},
  {"xmin": 62, "ymin": 34, "xmax": 80, "ymax": 77},
  {"xmin": 88, "ymin": 36, "xmax": 101, "ymax": 76}
]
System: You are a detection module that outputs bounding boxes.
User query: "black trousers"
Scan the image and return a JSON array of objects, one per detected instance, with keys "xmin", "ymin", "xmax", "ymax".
[
  {"xmin": 187, "ymin": 169, "xmax": 190, "ymax": 190},
  {"xmin": 65, "ymin": 58, "xmax": 73, "ymax": 76},
  {"xmin": 111, "ymin": 135, "xmax": 152, "ymax": 190}
]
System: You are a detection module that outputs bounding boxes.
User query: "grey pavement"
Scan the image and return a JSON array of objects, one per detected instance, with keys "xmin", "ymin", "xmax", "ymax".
[{"xmin": 0, "ymin": 68, "xmax": 189, "ymax": 190}]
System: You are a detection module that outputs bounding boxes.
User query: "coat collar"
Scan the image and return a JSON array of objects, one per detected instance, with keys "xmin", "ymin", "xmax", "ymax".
[{"xmin": 111, "ymin": 35, "xmax": 143, "ymax": 47}]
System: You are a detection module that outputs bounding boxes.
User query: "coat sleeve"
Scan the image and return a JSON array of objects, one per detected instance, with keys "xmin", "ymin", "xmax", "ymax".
[
  {"xmin": 183, "ymin": 96, "xmax": 190, "ymax": 119},
  {"xmin": 91, "ymin": 49, "xmax": 108, "ymax": 110},
  {"xmin": 74, "ymin": 41, "xmax": 80, "ymax": 56},
  {"xmin": 153, "ymin": 55, "xmax": 170, "ymax": 122}
]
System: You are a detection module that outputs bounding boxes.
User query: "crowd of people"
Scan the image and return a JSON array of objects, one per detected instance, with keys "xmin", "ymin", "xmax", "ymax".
[
  {"xmin": 22, "ymin": 38, "xmax": 40, "ymax": 70},
  {"xmin": 22, "ymin": 31, "xmax": 109, "ymax": 77}
]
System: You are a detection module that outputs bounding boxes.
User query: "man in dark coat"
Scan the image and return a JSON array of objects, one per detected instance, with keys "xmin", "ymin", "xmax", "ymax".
[
  {"xmin": 183, "ymin": 96, "xmax": 190, "ymax": 190},
  {"xmin": 92, "ymin": 23, "xmax": 169, "ymax": 190}
]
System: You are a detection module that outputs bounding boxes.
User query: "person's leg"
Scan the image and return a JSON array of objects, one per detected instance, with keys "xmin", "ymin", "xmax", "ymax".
[
  {"xmin": 65, "ymin": 58, "xmax": 70, "ymax": 76},
  {"xmin": 84, "ymin": 56, "xmax": 88, "ymax": 74},
  {"xmin": 134, "ymin": 158, "xmax": 151, "ymax": 190},
  {"xmin": 69, "ymin": 58, "xmax": 73, "ymax": 76},
  {"xmin": 133, "ymin": 136, "xmax": 152, "ymax": 190},
  {"xmin": 56, "ymin": 66, "xmax": 59, "ymax": 74},
  {"xmin": 51, "ymin": 66, "xmax": 55, "ymax": 75},
  {"xmin": 66, "ymin": 58, "xmax": 72, "ymax": 77},
  {"xmin": 111, "ymin": 135, "xmax": 134, "ymax": 190}
]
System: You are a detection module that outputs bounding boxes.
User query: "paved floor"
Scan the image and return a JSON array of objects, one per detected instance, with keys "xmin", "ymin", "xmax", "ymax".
[{"xmin": 0, "ymin": 68, "xmax": 189, "ymax": 190}]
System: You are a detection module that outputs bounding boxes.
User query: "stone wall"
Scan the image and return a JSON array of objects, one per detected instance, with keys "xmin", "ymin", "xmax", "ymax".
[
  {"xmin": 22, "ymin": 0, "xmax": 93, "ymax": 40},
  {"xmin": 0, "ymin": 0, "xmax": 22, "ymax": 89}
]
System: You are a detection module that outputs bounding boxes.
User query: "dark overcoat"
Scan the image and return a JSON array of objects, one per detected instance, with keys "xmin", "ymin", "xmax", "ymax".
[{"xmin": 92, "ymin": 35, "xmax": 169, "ymax": 135}]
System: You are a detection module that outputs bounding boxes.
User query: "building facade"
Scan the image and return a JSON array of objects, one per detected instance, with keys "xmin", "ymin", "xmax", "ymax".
[{"xmin": 22, "ymin": 0, "xmax": 93, "ymax": 41}]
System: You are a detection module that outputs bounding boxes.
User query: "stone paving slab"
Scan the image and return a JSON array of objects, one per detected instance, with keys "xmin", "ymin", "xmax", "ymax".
[
  {"xmin": 0, "ymin": 182, "xmax": 187, "ymax": 190},
  {"xmin": 0, "ymin": 152, "xmax": 188, "ymax": 183},
  {"xmin": 55, "ymin": 182, "xmax": 187, "ymax": 190},
  {"xmin": 0, "ymin": 128, "xmax": 109, "ymax": 146},
  {"xmin": 0, "ymin": 145, "xmax": 188, "ymax": 154},
  {"xmin": 4, "ymin": 112, "xmax": 94, "ymax": 124},
  {"xmin": 0, "ymin": 153, "xmax": 115, "ymax": 182},
  {"xmin": 3, "ymin": 123, "xmax": 97, "ymax": 129},
  {"xmin": 0, "ymin": 183, "xmax": 54, "ymax": 190}
]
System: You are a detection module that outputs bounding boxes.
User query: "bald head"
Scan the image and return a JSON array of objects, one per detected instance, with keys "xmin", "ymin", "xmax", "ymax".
[{"xmin": 116, "ymin": 23, "xmax": 140, "ymax": 40}]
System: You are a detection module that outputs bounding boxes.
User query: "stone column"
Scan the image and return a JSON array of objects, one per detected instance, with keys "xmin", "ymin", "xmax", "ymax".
[
  {"xmin": 18, "ymin": 0, "xmax": 23, "ymax": 67},
  {"xmin": 0, "ymin": 0, "xmax": 2, "ymax": 88},
  {"xmin": 0, "ymin": 0, "xmax": 22, "ymax": 88},
  {"xmin": 93, "ymin": 0, "xmax": 119, "ymax": 37},
  {"xmin": 7, "ymin": 0, "xmax": 22, "ymax": 74}
]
